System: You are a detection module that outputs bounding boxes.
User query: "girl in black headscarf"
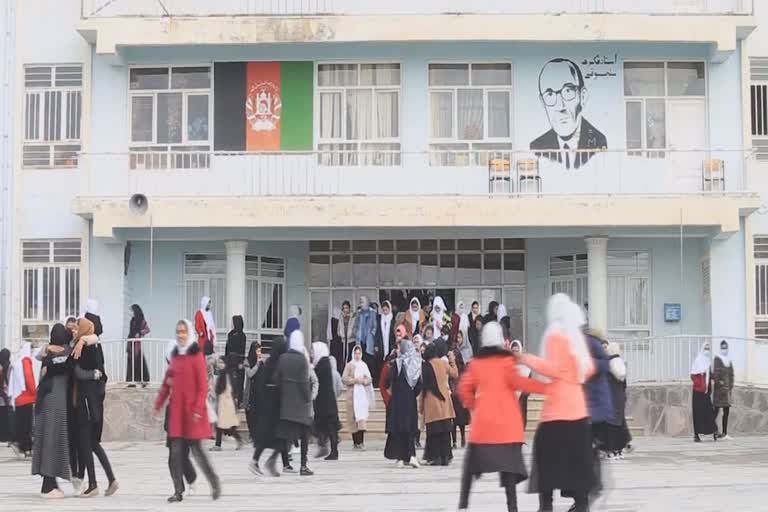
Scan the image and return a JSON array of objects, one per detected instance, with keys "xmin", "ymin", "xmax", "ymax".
[
  {"xmin": 127, "ymin": 304, "xmax": 151, "ymax": 387},
  {"xmin": 244, "ymin": 342, "xmax": 263, "ymax": 441},
  {"xmin": 486, "ymin": 301, "xmax": 499, "ymax": 323},
  {"xmin": 225, "ymin": 315, "xmax": 247, "ymax": 407},
  {"xmin": 248, "ymin": 337, "xmax": 291, "ymax": 477},
  {"xmin": 32, "ymin": 324, "xmax": 74, "ymax": 498},
  {"xmin": 0, "ymin": 348, "xmax": 12, "ymax": 443}
]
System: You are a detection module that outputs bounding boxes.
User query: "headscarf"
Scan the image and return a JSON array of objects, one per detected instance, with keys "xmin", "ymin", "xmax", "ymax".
[
  {"xmin": 359, "ymin": 296, "xmax": 370, "ymax": 311},
  {"xmin": 510, "ymin": 339, "xmax": 532, "ymax": 377},
  {"xmin": 690, "ymin": 342, "xmax": 712, "ymax": 384},
  {"xmin": 0, "ymin": 349, "xmax": 11, "ymax": 400},
  {"xmin": 457, "ymin": 331, "xmax": 473, "ymax": 362},
  {"xmin": 312, "ymin": 341, "xmax": 330, "ymax": 363},
  {"xmin": 380, "ymin": 300, "xmax": 394, "ymax": 355},
  {"xmin": 289, "ymin": 305, "xmax": 302, "ymax": 319},
  {"xmin": 481, "ymin": 321, "xmax": 504, "ymax": 348},
  {"xmin": 431, "ymin": 296, "xmax": 447, "ymax": 334},
  {"xmin": 75, "ymin": 317, "xmax": 96, "ymax": 343},
  {"xmin": 541, "ymin": 294, "xmax": 592, "ymax": 384},
  {"xmin": 421, "ymin": 342, "xmax": 445, "ymax": 401},
  {"xmin": 247, "ymin": 341, "xmax": 260, "ymax": 368},
  {"xmin": 456, "ymin": 301, "xmax": 470, "ymax": 339},
  {"xmin": 231, "ymin": 315, "xmax": 244, "ymax": 334},
  {"xmin": 173, "ymin": 319, "xmax": 198, "ymax": 356},
  {"xmin": 284, "ymin": 317, "xmax": 300, "ymax": 339},
  {"xmin": 289, "ymin": 330, "xmax": 306, "ymax": 354},
  {"xmin": 496, "ymin": 304, "xmax": 508, "ymax": 322},
  {"xmin": 396, "ymin": 339, "xmax": 421, "ymax": 389},
  {"xmin": 606, "ymin": 342, "xmax": 627, "ymax": 381},
  {"xmin": 487, "ymin": 301, "xmax": 499, "ymax": 321},
  {"xmin": 349, "ymin": 345, "xmax": 374, "ymax": 422},
  {"xmin": 395, "ymin": 324, "xmax": 407, "ymax": 340},
  {"xmin": 9, "ymin": 343, "xmax": 32, "ymax": 402},
  {"xmin": 327, "ymin": 307, "xmax": 341, "ymax": 341},
  {"xmin": 50, "ymin": 323, "xmax": 70, "ymax": 346},
  {"xmin": 432, "ymin": 338, "xmax": 449, "ymax": 359},
  {"xmin": 199, "ymin": 296, "xmax": 216, "ymax": 337},
  {"xmin": 85, "ymin": 298, "xmax": 99, "ymax": 315},
  {"xmin": 129, "ymin": 304, "xmax": 146, "ymax": 338},
  {"xmin": 409, "ymin": 297, "xmax": 421, "ymax": 333},
  {"xmin": 716, "ymin": 341, "xmax": 732, "ymax": 367}
]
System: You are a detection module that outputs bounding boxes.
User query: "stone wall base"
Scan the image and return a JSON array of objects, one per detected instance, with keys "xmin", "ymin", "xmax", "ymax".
[
  {"xmin": 103, "ymin": 386, "xmax": 165, "ymax": 442},
  {"xmin": 627, "ymin": 384, "xmax": 768, "ymax": 436}
]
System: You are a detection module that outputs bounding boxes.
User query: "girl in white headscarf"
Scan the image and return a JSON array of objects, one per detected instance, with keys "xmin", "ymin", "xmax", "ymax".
[
  {"xmin": 517, "ymin": 294, "xmax": 595, "ymax": 512},
  {"xmin": 195, "ymin": 296, "xmax": 216, "ymax": 356},
  {"xmin": 712, "ymin": 340, "xmax": 735, "ymax": 440},
  {"xmin": 431, "ymin": 296, "xmax": 449, "ymax": 338},
  {"xmin": 690, "ymin": 342, "xmax": 717, "ymax": 442},
  {"xmin": 342, "ymin": 346, "xmax": 374, "ymax": 450},
  {"xmin": 383, "ymin": 338, "xmax": 422, "ymax": 468}
]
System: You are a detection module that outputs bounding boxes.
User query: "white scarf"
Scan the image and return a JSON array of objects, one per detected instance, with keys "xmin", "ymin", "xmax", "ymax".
[
  {"xmin": 540, "ymin": 294, "xmax": 592, "ymax": 384},
  {"xmin": 351, "ymin": 359, "xmax": 374, "ymax": 422},
  {"xmin": 199, "ymin": 296, "xmax": 216, "ymax": 340},
  {"xmin": 9, "ymin": 343, "xmax": 31, "ymax": 404},
  {"xmin": 170, "ymin": 319, "xmax": 198, "ymax": 359},
  {"xmin": 457, "ymin": 302, "xmax": 470, "ymax": 341},
  {"xmin": 691, "ymin": 345, "xmax": 712, "ymax": 386},
  {"xmin": 409, "ymin": 298, "xmax": 421, "ymax": 334},
  {"xmin": 380, "ymin": 307, "xmax": 393, "ymax": 356},
  {"xmin": 431, "ymin": 296, "xmax": 446, "ymax": 334}
]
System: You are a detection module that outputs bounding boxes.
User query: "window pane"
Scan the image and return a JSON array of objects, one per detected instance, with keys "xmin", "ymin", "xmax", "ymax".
[
  {"xmin": 171, "ymin": 67, "xmax": 211, "ymax": 89},
  {"xmin": 397, "ymin": 240, "xmax": 418, "ymax": 251},
  {"xmin": 353, "ymin": 254, "xmax": 377, "ymax": 286},
  {"xmin": 646, "ymin": 99, "xmax": 666, "ymax": 149},
  {"xmin": 309, "ymin": 254, "xmax": 330, "ymax": 286},
  {"xmin": 457, "ymin": 89, "xmax": 483, "ymax": 140},
  {"xmin": 379, "ymin": 240, "xmax": 394, "ymax": 251},
  {"xmin": 319, "ymin": 92, "xmax": 343, "ymax": 139},
  {"xmin": 625, "ymin": 101, "xmax": 642, "ymax": 150},
  {"xmin": 440, "ymin": 239, "xmax": 456, "ymax": 251},
  {"xmin": 309, "ymin": 241, "xmax": 330, "ymax": 252},
  {"xmin": 332, "ymin": 240, "xmax": 350, "ymax": 251},
  {"xmin": 667, "ymin": 62, "xmax": 705, "ymax": 96},
  {"xmin": 346, "ymin": 89, "xmax": 374, "ymax": 140},
  {"xmin": 484, "ymin": 253, "xmax": 502, "ymax": 285},
  {"xmin": 318, "ymin": 64, "xmax": 358, "ymax": 86},
  {"xmin": 503, "ymin": 253, "xmax": 525, "ymax": 284},
  {"xmin": 457, "ymin": 254, "xmax": 481, "ymax": 285},
  {"xmin": 352, "ymin": 240, "xmax": 377, "ymax": 251},
  {"xmin": 504, "ymin": 238, "xmax": 525, "ymax": 250},
  {"xmin": 484, "ymin": 239, "xmax": 501, "ymax": 250},
  {"xmin": 430, "ymin": 91, "xmax": 453, "ymax": 138},
  {"xmin": 429, "ymin": 64, "xmax": 469, "ymax": 86},
  {"xmin": 379, "ymin": 253, "xmax": 395, "ymax": 284},
  {"xmin": 187, "ymin": 95, "xmax": 209, "ymax": 141},
  {"xmin": 629, "ymin": 278, "xmax": 649, "ymax": 325},
  {"xmin": 471, "ymin": 63, "xmax": 512, "ymax": 86},
  {"xmin": 608, "ymin": 275, "xmax": 626, "ymax": 329},
  {"xmin": 310, "ymin": 290, "xmax": 330, "ymax": 342},
  {"xmin": 375, "ymin": 91, "xmax": 399, "ymax": 138},
  {"xmin": 396, "ymin": 254, "xmax": 418, "ymax": 285},
  {"xmin": 624, "ymin": 62, "xmax": 664, "ymax": 96},
  {"xmin": 421, "ymin": 240, "xmax": 438, "ymax": 251},
  {"xmin": 488, "ymin": 91, "xmax": 510, "ymax": 138},
  {"xmin": 130, "ymin": 68, "xmax": 169, "ymax": 90},
  {"xmin": 458, "ymin": 239, "xmax": 481, "ymax": 251},
  {"xmin": 131, "ymin": 96, "xmax": 153, "ymax": 142},
  {"xmin": 360, "ymin": 63, "xmax": 400, "ymax": 86},
  {"xmin": 157, "ymin": 92, "xmax": 183, "ymax": 144},
  {"xmin": 420, "ymin": 254, "xmax": 438, "ymax": 284},
  {"xmin": 332, "ymin": 254, "xmax": 351, "ymax": 286},
  {"xmin": 439, "ymin": 254, "xmax": 456, "ymax": 285}
]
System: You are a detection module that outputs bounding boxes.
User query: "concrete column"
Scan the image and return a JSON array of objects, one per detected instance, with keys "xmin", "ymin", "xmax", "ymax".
[
  {"xmin": 225, "ymin": 241, "xmax": 247, "ymax": 323},
  {"xmin": 586, "ymin": 236, "xmax": 609, "ymax": 333}
]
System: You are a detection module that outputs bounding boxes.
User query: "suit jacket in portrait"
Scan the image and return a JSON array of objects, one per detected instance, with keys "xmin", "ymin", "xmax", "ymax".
[{"xmin": 529, "ymin": 118, "xmax": 607, "ymax": 169}]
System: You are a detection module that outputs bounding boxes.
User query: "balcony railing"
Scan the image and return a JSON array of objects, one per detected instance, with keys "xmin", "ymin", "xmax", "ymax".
[
  {"xmin": 78, "ymin": 148, "xmax": 754, "ymax": 198},
  {"xmin": 81, "ymin": 0, "xmax": 753, "ymax": 18}
]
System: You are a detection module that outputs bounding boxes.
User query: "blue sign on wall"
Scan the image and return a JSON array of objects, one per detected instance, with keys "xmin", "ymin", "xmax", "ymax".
[{"xmin": 664, "ymin": 303, "xmax": 682, "ymax": 323}]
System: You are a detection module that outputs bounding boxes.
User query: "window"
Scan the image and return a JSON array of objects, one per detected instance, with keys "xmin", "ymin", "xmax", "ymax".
[
  {"xmin": 23, "ymin": 65, "xmax": 83, "ymax": 168},
  {"xmin": 129, "ymin": 67, "xmax": 211, "ymax": 169},
  {"xmin": 624, "ymin": 61, "xmax": 705, "ymax": 157},
  {"xmin": 750, "ymin": 58, "xmax": 768, "ymax": 160},
  {"xmin": 607, "ymin": 251, "xmax": 650, "ymax": 332},
  {"xmin": 22, "ymin": 240, "xmax": 81, "ymax": 340},
  {"xmin": 549, "ymin": 254, "xmax": 588, "ymax": 308},
  {"xmin": 754, "ymin": 237, "xmax": 768, "ymax": 339},
  {"xmin": 317, "ymin": 63, "xmax": 401, "ymax": 166},
  {"xmin": 429, "ymin": 63, "xmax": 513, "ymax": 166}
]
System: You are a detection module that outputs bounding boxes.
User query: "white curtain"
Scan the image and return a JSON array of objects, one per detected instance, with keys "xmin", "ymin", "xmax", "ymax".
[
  {"xmin": 430, "ymin": 91, "xmax": 453, "ymax": 138},
  {"xmin": 457, "ymin": 89, "xmax": 483, "ymax": 140},
  {"xmin": 376, "ymin": 91, "xmax": 398, "ymax": 138},
  {"xmin": 320, "ymin": 92, "xmax": 342, "ymax": 139},
  {"xmin": 346, "ymin": 89, "xmax": 373, "ymax": 140}
]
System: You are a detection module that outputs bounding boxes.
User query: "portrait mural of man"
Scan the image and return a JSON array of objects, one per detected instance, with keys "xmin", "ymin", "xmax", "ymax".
[{"xmin": 530, "ymin": 58, "xmax": 608, "ymax": 170}]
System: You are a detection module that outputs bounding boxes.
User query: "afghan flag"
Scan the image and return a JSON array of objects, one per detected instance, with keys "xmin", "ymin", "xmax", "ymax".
[{"xmin": 214, "ymin": 61, "xmax": 313, "ymax": 151}]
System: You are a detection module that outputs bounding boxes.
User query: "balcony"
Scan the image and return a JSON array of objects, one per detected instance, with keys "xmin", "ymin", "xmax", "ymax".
[
  {"xmin": 78, "ymin": 148, "xmax": 754, "ymax": 197},
  {"xmin": 82, "ymin": 0, "xmax": 753, "ymax": 18}
]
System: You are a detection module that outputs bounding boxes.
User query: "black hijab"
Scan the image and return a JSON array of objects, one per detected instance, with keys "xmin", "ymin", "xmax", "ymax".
[
  {"xmin": 0, "ymin": 349, "xmax": 10, "ymax": 388},
  {"xmin": 486, "ymin": 301, "xmax": 499, "ymax": 322},
  {"xmin": 129, "ymin": 304, "xmax": 145, "ymax": 338},
  {"xmin": 231, "ymin": 315, "xmax": 244, "ymax": 334},
  {"xmin": 421, "ymin": 342, "xmax": 445, "ymax": 401},
  {"xmin": 50, "ymin": 323, "xmax": 71, "ymax": 346},
  {"xmin": 264, "ymin": 336, "xmax": 287, "ymax": 381},
  {"xmin": 247, "ymin": 341, "xmax": 260, "ymax": 368}
]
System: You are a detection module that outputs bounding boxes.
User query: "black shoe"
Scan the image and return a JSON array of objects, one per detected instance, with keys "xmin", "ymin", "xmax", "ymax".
[
  {"xmin": 694, "ymin": 435, "xmax": 702, "ymax": 443},
  {"xmin": 167, "ymin": 493, "xmax": 183, "ymax": 503},
  {"xmin": 265, "ymin": 456, "xmax": 280, "ymax": 478},
  {"xmin": 300, "ymin": 466, "xmax": 314, "ymax": 476},
  {"xmin": 283, "ymin": 464, "xmax": 296, "ymax": 473},
  {"xmin": 324, "ymin": 452, "xmax": 339, "ymax": 461},
  {"xmin": 314, "ymin": 446, "xmax": 330, "ymax": 459},
  {"xmin": 211, "ymin": 485, "xmax": 221, "ymax": 501},
  {"xmin": 415, "ymin": 441, "xmax": 422, "ymax": 449}
]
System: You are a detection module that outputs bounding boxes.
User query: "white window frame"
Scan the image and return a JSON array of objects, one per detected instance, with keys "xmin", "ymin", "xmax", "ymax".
[
  {"xmin": 623, "ymin": 60, "xmax": 707, "ymax": 158},
  {"xmin": 21, "ymin": 239, "xmax": 82, "ymax": 341},
  {"xmin": 754, "ymin": 237, "xmax": 768, "ymax": 339},
  {"xmin": 128, "ymin": 65, "xmax": 213, "ymax": 169},
  {"xmin": 315, "ymin": 61, "xmax": 402, "ymax": 166},
  {"xmin": 428, "ymin": 61, "xmax": 514, "ymax": 166},
  {"xmin": 607, "ymin": 250, "xmax": 651, "ymax": 333},
  {"xmin": 22, "ymin": 64, "xmax": 83, "ymax": 169},
  {"xmin": 548, "ymin": 253, "xmax": 588, "ymax": 309}
]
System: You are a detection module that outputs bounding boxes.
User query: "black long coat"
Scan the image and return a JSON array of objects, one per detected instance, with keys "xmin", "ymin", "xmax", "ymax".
[
  {"xmin": 384, "ymin": 362, "xmax": 421, "ymax": 435},
  {"xmin": 251, "ymin": 341, "xmax": 286, "ymax": 445}
]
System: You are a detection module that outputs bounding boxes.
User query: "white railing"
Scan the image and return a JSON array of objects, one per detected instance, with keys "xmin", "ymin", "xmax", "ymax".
[
  {"xmin": 79, "ymin": 148, "xmax": 754, "ymax": 198},
  {"xmin": 81, "ymin": 0, "xmax": 753, "ymax": 17},
  {"xmin": 100, "ymin": 338, "xmax": 173, "ymax": 386},
  {"xmin": 615, "ymin": 335, "xmax": 768, "ymax": 387}
]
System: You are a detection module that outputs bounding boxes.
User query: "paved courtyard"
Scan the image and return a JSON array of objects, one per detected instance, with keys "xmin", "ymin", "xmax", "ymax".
[{"xmin": 0, "ymin": 436, "xmax": 766, "ymax": 511}]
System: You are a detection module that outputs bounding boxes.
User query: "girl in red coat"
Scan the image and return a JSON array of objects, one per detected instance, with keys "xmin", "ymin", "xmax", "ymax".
[
  {"xmin": 154, "ymin": 319, "xmax": 221, "ymax": 503},
  {"xmin": 458, "ymin": 322, "xmax": 547, "ymax": 512}
]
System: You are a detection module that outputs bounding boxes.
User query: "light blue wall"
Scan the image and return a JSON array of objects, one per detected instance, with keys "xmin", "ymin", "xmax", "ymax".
[
  {"xmin": 526, "ymin": 237, "xmax": 710, "ymax": 351},
  {"xmin": 124, "ymin": 240, "xmax": 307, "ymax": 340}
]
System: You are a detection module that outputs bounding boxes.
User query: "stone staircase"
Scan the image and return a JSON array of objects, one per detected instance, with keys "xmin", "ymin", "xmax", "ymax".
[{"xmin": 238, "ymin": 392, "xmax": 644, "ymax": 441}]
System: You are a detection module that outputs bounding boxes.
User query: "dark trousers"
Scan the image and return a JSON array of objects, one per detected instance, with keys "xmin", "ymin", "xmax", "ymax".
[
  {"xmin": 126, "ymin": 345, "xmax": 150, "ymax": 383},
  {"xmin": 352, "ymin": 430, "xmax": 366, "ymax": 446},
  {"xmin": 170, "ymin": 439, "xmax": 219, "ymax": 496},
  {"xmin": 41, "ymin": 476, "xmax": 58, "ymax": 494},
  {"xmin": 459, "ymin": 470, "xmax": 518, "ymax": 512},
  {"xmin": 539, "ymin": 490, "xmax": 588, "ymax": 511},
  {"xmin": 69, "ymin": 412, "xmax": 80, "ymax": 478},
  {"xmin": 79, "ymin": 421, "xmax": 115, "ymax": 488},
  {"xmin": 451, "ymin": 425, "xmax": 466, "ymax": 447},
  {"xmin": 253, "ymin": 442, "xmax": 290, "ymax": 467},
  {"xmin": 425, "ymin": 431, "xmax": 452, "ymax": 465},
  {"xmin": 14, "ymin": 404, "xmax": 34, "ymax": 452},
  {"xmin": 714, "ymin": 406, "xmax": 730, "ymax": 435},
  {"xmin": 362, "ymin": 352, "xmax": 378, "ymax": 387},
  {"xmin": 167, "ymin": 442, "xmax": 196, "ymax": 493},
  {"xmin": 215, "ymin": 427, "xmax": 242, "ymax": 447}
]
